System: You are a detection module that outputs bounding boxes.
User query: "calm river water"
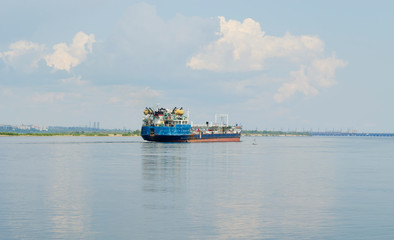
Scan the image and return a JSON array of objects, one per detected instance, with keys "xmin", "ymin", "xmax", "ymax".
[{"xmin": 1, "ymin": 136, "xmax": 394, "ymax": 239}]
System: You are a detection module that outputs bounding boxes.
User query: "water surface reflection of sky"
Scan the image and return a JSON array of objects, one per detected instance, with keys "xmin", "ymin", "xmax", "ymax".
[
  {"xmin": 2, "ymin": 137, "xmax": 394, "ymax": 239},
  {"xmin": 47, "ymin": 143, "xmax": 92, "ymax": 239},
  {"xmin": 140, "ymin": 138, "xmax": 337, "ymax": 239}
]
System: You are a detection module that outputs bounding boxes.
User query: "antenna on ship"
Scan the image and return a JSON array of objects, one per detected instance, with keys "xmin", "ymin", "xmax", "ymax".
[{"xmin": 215, "ymin": 114, "xmax": 228, "ymax": 126}]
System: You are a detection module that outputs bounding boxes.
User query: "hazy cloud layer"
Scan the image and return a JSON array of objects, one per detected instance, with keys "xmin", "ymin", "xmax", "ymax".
[
  {"xmin": 107, "ymin": 86, "xmax": 162, "ymax": 106},
  {"xmin": 32, "ymin": 92, "xmax": 66, "ymax": 103},
  {"xmin": 28, "ymin": 75, "xmax": 162, "ymax": 107},
  {"xmin": 0, "ymin": 75, "xmax": 162, "ymax": 127},
  {"xmin": 0, "ymin": 2, "xmax": 350, "ymax": 129},
  {"xmin": 0, "ymin": 5, "xmax": 345, "ymax": 104},
  {"xmin": 102, "ymin": 2, "xmax": 218, "ymax": 78},
  {"xmin": 188, "ymin": 16, "xmax": 346, "ymax": 102},
  {"xmin": 60, "ymin": 75, "xmax": 90, "ymax": 86}
]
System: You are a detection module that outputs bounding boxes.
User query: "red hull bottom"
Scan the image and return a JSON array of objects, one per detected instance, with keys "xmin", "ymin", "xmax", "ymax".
[{"xmin": 187, "ymin": 137, "xmax": 240, "ymax": 142}]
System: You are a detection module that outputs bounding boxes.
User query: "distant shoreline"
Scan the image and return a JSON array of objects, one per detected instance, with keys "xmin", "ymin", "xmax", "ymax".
[
  {"xmin": 242, "ymin": 131, "xmax": 310, "ymax": 137},
  {"xmin": 0, "ymin": 130, "xmax": 311, "ymax": 137},
  {"xmin": 0, "ymin": 133, "xmax": 140, "ymax": 137},
  {"xmin": 243, "ymin": 134, "xmax": 309, "ymax": 137},
  {"xmin": 0, "ymin": 133, "xmax": 309, "ymax": 137}
]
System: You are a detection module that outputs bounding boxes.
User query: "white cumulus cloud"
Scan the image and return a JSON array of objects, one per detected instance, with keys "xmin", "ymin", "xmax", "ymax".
[
  {"xmin": 0, "ymin": 32, "xmax": 95, "ymax": 73},
  {"xmin": 187, "ymin": 16, "xmax": 346, "ymax": 102},
  {"xmin": 274, "ymin": 56, "xmax": 347, "ymax": 102},
  {"xmin": 0, "ymin": 40, "xmax": 45, "ymax": 72},
  {"xmin": 188, "ymin": 16, "xmax": 324, "ymax": 72},
  {"xmin": 45, "ymin": 32, "xmax": 95, "ymax": 72}
]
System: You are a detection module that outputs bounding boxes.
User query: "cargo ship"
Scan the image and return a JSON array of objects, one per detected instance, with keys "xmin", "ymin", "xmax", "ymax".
[{"xmin": 141, "ymin": 107, "xmax": 241, "ymax": 142}]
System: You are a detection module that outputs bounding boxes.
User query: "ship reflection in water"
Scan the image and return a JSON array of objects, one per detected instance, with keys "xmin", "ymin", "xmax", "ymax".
[{"xmin": 142, "ymin": 142, "xmax": 189, "ymax": 195}]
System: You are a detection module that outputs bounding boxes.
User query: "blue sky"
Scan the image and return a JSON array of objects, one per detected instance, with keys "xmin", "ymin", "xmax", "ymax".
[{"xmin": 1, "ymin": 0, "xmax": 393, "ymax": 131}]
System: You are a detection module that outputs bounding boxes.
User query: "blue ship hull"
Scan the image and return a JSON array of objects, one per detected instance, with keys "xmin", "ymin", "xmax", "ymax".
[{"xmin": 141, "ymin": 126, "xmax": 240, "ymax": 142}]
